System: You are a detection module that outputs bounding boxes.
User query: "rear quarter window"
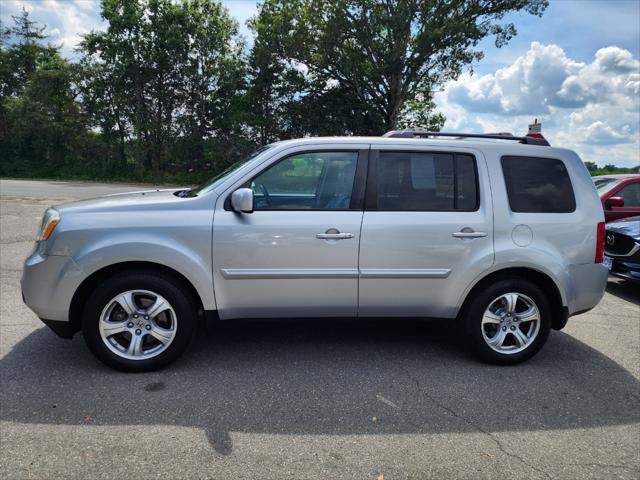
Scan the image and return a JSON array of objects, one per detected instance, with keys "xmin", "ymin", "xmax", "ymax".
[{"xmin": 501, "ymin": 156, "xmax": 576, "ymax": 213}]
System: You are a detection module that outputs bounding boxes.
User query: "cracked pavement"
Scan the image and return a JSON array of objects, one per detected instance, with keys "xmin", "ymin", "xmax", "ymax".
[{"xmin": 1, "ymin": 179, "xmax": 639, "ymax": 479}]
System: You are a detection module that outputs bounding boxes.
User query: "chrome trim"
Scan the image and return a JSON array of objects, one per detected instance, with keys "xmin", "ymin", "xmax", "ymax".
[
  {"xmin": 221, "ymin": 268, "xmax": 359, "ymax": 279},
  {"xmin": 316, "ymin": 233, "xmax": 355, "ymax": 240},
  {"xmin": 452, "ymin": 231, "xmax": 488, "ymax": 238},
  {"xmin": 359, "ymin": 268, "xmax": 451, "ymax": 279},
  {"xmin": 221, "ymin": 267, "xmax": 452, "ymax": 279},
  {"xmin": 605, "ymin": 242, "xmax": 640, "ymax": 258}
]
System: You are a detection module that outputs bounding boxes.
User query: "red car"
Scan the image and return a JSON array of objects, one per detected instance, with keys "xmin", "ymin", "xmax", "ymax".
[{"xmin": 594, "ymin": 174, "xmax": 640, "ymax": 222}]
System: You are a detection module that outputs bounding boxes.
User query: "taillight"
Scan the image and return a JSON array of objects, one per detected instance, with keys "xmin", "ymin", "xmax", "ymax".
[{"xmin": 595, "ymin": 222, "xmax": 605, "ymax": 263}]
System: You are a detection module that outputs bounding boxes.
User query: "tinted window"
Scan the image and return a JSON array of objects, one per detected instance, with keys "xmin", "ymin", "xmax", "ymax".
[
  {"xmin": 617, "ymin": 182, "xmax": 640, "ymax": 207},
  {"xmin": 251, "ymin": 151, "xmax": 358, "ymax": 210},
  {"xmin": 595, "ymin": 178, "xmax": 621, "ymax": 194},
  {"xmin": 501, "ymin": 156, "xmax": 576, "ymax": 213},
  {"xmin": 374, "ymin": 152, "xmax": 477, "ymax": 211},
  {"xmin": 456, "ymin": 155, "xmax": 478, "ymax": 210}
]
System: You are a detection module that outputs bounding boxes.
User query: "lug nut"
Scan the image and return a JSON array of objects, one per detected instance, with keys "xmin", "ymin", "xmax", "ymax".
[
  {"xmin": 135, "ymin": 329, "xmax": 142, "ymax": 335},
  {"xmin": 145, "ymin": 324, "xmax": 151, "ymax": 330},
  {"xmin": 133, "ymin": 314, "xmax": 139, "ymax": 318},
  {"xmin": 127, "ymin": 322, "xmax": 134, "ymax": 328},
  {"xmin": 510, "ymin": 325, "xmax": 516, "ymax": 330},
  {"xmin": 502, "ymin": 326, "xmax": 507, "ymax": 331},
  {"xmin": 144, "ymin": 315, "xmax": 149, "ymax": 320}
]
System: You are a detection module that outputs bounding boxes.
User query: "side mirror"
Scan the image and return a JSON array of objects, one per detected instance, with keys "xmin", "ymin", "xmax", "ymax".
[
  {"xmin": 231, "ymin": 188, "xmax": 254, "ymax": 213},
  {"xmin": 605, "ymin": 196, "xmax": 624, "ymax": 208}
]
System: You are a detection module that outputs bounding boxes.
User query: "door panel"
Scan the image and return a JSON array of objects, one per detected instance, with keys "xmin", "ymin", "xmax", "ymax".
[
  {"xmin": 358, "ymin": 148, "xmax": 494, "ymax": 318},
  {"xmin": 213, "ymin": 211, "xmax": 362, "ymax": 318},
  {"xmin": 212, "ymin": 149, "xmax": 366, "ymax": 319}
]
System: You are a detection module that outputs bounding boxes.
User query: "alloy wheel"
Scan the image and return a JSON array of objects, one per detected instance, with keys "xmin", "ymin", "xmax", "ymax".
[
  {"xmin": 98, "ymin": 289, "xmax": 177, "ymax": 361},
  {"xmin": 481, "ymin": 292, "xmax": 541, "ymax": 354}
]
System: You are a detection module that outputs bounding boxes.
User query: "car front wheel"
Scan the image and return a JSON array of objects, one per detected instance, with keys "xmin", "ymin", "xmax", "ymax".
[{"xmin": 82, "ymin": 270, "xmax": 197, "ymax": 372}]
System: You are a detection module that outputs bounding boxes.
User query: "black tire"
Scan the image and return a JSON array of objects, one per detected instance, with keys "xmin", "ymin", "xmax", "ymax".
[
  {"xmin": 82, "ymin": 270, "xmax": 197, "ymax": 372},
  {"xmin": 462, "ymin": 277, "xmax": 551, "ymax": 365}
]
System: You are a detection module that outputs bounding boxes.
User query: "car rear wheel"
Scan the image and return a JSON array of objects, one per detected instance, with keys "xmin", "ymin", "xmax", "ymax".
[
  {"xmin": 463, "ymin": 278, "xmax": 551, "ymax": 365},
  {"xmin": 82, "ymin": 271, "xmax": 197, "ymax": 372}
]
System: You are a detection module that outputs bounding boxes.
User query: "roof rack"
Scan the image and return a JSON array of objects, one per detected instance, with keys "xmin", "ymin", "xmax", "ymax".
[{"xmin": 382, "ymin": 129, "xmax": 550, "ymax": 146}]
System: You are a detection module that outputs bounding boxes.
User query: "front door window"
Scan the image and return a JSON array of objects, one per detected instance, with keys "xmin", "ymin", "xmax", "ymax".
[{"xmin": 251, "ymin": 151, "xmax": 359, "ymax": 210}]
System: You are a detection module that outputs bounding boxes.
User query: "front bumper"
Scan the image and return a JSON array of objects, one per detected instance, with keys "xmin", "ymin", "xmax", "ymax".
[
  {"xmin": 21, "ymin": 249, "xmax": 85, "ymax": 324},
  {"xmin": 38, "ymin": 318, "xmax": 76, "ymax": 338},
  {"xmin": 610, "ymin": 259, "xmax": 640, "ymax": 283}
]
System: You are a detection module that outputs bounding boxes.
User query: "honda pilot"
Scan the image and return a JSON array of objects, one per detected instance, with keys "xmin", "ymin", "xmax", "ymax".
[{"xmin": 21, "ymin": 130, "xmax": 608, "ymax": 371}]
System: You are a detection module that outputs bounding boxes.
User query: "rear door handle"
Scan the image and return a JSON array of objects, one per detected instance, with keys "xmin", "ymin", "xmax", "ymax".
[{"xmin": 452, "ymin": 230, "xmax": 488, "ymax": 239}]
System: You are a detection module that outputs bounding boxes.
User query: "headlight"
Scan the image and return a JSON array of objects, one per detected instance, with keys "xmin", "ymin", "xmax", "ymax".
[{"xmin": 36, "ymin": 208, "xmax": 61, "ymax": 241}]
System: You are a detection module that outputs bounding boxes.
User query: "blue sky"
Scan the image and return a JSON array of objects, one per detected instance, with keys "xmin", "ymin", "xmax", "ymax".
[
  {"xmin": 473, "ymin": 0, "xmax": 640, "ymax": 73},
  {"xmin": 1, "ymin": 0, "xmax": 638, "ymax": 167}
]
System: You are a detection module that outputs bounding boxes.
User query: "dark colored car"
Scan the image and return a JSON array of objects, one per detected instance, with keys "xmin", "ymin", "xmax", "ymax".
[
  {"xmin": 604, "ymin": 216, "xmax": 640, "ymax": 283},
  {"xmin": 594, "ymin": 174, "xmax": 640, "ymax": 222}
]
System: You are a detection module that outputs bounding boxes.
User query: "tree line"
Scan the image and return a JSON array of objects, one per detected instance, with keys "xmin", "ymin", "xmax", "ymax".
[
  {"xmin": 1, "ymin": 0, "xmax": 548, "ymax": 183},
  {"xmin": 583, "ymin": 162, "xmax": 639, "ymax": 176}
]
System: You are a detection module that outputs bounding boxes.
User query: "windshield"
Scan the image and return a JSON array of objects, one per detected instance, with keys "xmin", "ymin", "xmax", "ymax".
[
  {"xmin": 185, "ymin": 145, "xmax": 273, "ymax": 197},
  {"xmin": 594, "ymin": 178, "xmax": 621, "ymax": 195}
]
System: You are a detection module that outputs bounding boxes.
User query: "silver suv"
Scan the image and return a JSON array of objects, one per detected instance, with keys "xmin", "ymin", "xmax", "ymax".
[{"xmin": 21, "ymin": 131, "xmax": 608, "ymax": 371}]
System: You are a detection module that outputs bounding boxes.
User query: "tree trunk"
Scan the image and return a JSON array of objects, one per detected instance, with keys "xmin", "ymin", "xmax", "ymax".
[{"xmin": 384, "ymin": 91, "xmax": 403, "ymax": 132}]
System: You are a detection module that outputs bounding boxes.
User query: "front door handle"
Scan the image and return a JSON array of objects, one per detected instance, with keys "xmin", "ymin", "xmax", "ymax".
[
  {"xmin": 316, "ymin": 228, "xmax": 354, "ymax": 240},
  {"xmin": 452, "ymin": 229, "xmax": 488, "ymax": 239}
]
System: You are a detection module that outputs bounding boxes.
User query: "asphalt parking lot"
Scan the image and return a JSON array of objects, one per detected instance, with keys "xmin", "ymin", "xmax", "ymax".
[{"xmin": 1, "ymin": 178, "xmax": 639, "ymax": 480}]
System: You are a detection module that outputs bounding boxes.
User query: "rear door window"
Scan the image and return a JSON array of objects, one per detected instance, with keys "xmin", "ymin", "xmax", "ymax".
[
  {"xmin": 501, "ymin": 156, "xmax": 576, "ymax": 213},
  {"xmin": 370, "ymin": 151, "xmax": 478, "ymax": 211}
]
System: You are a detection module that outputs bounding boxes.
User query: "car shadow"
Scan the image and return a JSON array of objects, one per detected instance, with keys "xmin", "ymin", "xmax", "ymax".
[
  {"xmin": 1, "ymin": 318, "xmax": 639, "ymax": 455},
  {"xmin": 606, "ymin": 277, "xmax": 640, "ymax": 305}
]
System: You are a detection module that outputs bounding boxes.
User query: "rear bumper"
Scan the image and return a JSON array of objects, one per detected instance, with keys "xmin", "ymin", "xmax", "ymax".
[{"xmin": 567, "ymin": 263, "xmax": 608, "ymax": 316}]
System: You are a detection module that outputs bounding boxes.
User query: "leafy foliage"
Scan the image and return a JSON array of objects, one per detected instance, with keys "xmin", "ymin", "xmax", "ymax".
[
  {"xmin": 584, "ymin": 161, "xmax": 639, "ymax": 176},
  {"xmin": 1, "ymin": 8, "xmax": 93, "ymax": 178},
  {"xmin": 3, "ymin": 0, "xmax": 595, "ymax": 185},
  {"xmin": 249, "ymin": 0, "xmax": 548, "ymax": 131}
]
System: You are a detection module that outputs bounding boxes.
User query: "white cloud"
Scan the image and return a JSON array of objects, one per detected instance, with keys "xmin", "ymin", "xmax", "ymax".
[
  {"xmin": 1, "ymin": 0, "xmax": 260, "ymax": 54},
  {"xmin": 438, "ymin": 42, "xmax": 640, "ymax": 168},
  {"xmin": 1, "ymin": 0, "xmax": 106, "ymax": 58}
]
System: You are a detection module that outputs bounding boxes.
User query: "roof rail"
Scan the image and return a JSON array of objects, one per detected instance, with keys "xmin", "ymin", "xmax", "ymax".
[{"xmin": 382, "ymin": 129, "xmax": 550, "ymax": 146}]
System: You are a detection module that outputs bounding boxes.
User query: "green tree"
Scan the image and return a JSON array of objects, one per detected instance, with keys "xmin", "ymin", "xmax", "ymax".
[
  {"xmin": 178, "ymin": 0, "xmax": 248, "ymax": 169},
  {"xmin": 250, "ymin": 0, "xmax": 547, "ymax": 133},
  {"xmin": 76, "ymin": 60, "xmax": 131, "ymax": 173},
  {"xmin": 583, "ymin": 161, "xmax": 598, "ymax": 172},
  {"xmin": 396, "ymin": 89, "xmax": 446, "ymax": 131},
  {"xmin": 243, "ymin": 23, "xmax": 305, "ymax": 143},
  {"xmin": 246, "ymin": 5, "xmax": 390, "ymax": 139},
  {"xmin": 1, "ymin": 9, "xmax": 90, "ymax": 178},
  {"xmin": 2, "ymin": 6, "xmax": 49, "ymax": 92},
  {"xmin": 81, "ymin": 0, "xmax": 247, "ymax": 176}
]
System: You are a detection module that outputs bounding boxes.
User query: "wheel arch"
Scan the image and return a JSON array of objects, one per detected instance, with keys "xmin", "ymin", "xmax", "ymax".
[
  {"xmin": 68, "ymin": 261, "xmax": 206, "ymax": 336},
  {"xmin": 457, "ymin": 267, "xmax": 567, "ymax": 331}
]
